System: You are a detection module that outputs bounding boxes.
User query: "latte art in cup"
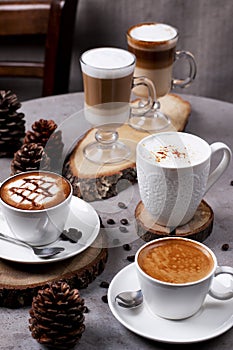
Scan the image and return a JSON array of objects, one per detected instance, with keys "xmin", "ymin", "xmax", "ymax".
[
  {"xmin": 0, "ymin": 171, "xmax": 73, "ymax": 246},
  {"xmin": 0, "ymin": 171, "xmax": 71, "ymax": 210}
]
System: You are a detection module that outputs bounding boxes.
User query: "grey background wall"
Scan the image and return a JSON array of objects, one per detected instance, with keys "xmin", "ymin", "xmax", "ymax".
[{"xmin": 1, "ymin": 0, "xmax": 233, "ymax": 103}]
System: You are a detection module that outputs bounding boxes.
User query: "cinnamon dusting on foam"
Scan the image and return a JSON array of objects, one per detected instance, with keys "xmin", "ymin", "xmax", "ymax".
[{"xmin": 143, "ymin": 144, "xmax": 190, "ymax": 164}]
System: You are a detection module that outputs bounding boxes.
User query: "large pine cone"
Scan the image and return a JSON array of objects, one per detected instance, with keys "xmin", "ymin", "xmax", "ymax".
[
  {"xmin": 24, "ymin": 119, "xmax": 64, "ymax": 170},
  {"xmin": 29, "ymin": 281, "xmax": 85, "ymax": 349},
  {"xmin": 11, "ymin": 143, "xmax": 51, "ymax": 175},
  {"xmin": 0, "ymin": 90, "xmax": 25, "ymax": 157}
]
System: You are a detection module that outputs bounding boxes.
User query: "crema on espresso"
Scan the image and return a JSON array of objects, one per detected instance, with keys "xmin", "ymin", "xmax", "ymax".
[
  {"xmin": 0, "ymin": 171, "xmax": 71, "ymax": 210},
  {"xmin": 138, "ymin": 238, "xmax": 214, "ymax": 284}
]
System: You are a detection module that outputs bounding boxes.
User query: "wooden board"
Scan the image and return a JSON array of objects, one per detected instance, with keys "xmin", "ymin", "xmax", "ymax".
[
  {"xmin": 135, "ymin": 200, "xmax": 214, "ymax": 242},
  {"xmin": 0, "ymin": 238, "xmax": 108, "ymax": 308},
  {"xmin": 64, "ymin": 94, "xmax": 191, "ymax": 201}
]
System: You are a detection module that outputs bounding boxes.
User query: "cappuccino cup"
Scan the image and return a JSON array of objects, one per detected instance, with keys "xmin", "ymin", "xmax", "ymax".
[
  {"xmin": 136, "ymin": 237, "xmax": 233, "ymax": 320},
  {"xmin": 0, "ymin": 171, "xmax": 72, "ymax": 246},
  {"xmin": 80, "ymin": 47, "xmax": 155, "ymax": 127},
  {"xmin": 136, "ymin": 132, "xmax": 232, "ymax": 227},
  {"xmin": 127, "ymin": 22, "xmax": 197, "ymax": 98}
]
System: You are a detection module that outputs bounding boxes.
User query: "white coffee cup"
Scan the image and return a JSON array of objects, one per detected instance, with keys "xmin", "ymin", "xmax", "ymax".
[
  {"xmin": 0, "ymin": 171, "xmax": 72, "ymax": 246},
  {"xmin": 135, "ymin": 237, "xmax": 233, "ymax": 320},
  {"xmin": 136, "ymin": 132, "xmax": 232, "ymax": 227}
]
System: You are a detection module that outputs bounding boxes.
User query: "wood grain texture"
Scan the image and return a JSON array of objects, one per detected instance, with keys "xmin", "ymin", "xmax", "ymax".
[{"xmin": 135, "ymin": 200, "xmax": 214, "ymax": 243}]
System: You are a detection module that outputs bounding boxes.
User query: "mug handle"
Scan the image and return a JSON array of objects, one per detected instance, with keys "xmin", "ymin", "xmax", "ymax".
[
  {"xmin": 172, "ymin": 50, "xmax": 197, "ymax": 88},
  {"xmin": 209, "ymin": 266, "xmax": 233, "ymax": 300},
  {"xmin": 130, "ymin": 76, "xmax": 156, "ymax": 115},
  {"xmin": 205, "ymin": 142, "xmax": 232, "ymax": 193}
]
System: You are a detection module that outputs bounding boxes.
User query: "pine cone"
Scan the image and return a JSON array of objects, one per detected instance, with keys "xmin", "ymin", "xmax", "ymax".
[
  {"xmin": 11, "ymin": 143, "xmax": 51, "ymax": 175},
  {"xmin": 29, "ymin": 281, "xmax": 85, "ymax": 349},
  {"xmin": 24, "ymin": 119, "xmax": 57, "ymax": 146},
  {"xmin": 0, "ymin": 90, "xmax": 25, "ymax": 157},
  {"xmin": 24, "ymin": 119, "xmax": 64, "ymax": 170}
]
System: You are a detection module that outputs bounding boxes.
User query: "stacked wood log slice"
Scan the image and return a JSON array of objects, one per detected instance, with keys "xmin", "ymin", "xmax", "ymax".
[{"xmin": 64, "ymin": 94, "xmax": 191, "ymax": 201}]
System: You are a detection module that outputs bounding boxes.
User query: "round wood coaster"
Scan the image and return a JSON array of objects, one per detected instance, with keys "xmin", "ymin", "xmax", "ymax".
[
  {"xmin": 135, "ymin": 200, "xmax": 214, "ymax": 242},
  {"xmin": 0, "ymin": 238, "xmax": 108, "ymax": 308}
]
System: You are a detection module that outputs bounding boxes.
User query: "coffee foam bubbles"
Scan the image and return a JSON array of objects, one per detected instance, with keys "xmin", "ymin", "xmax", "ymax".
[
  {"xmin": 128, "ymin": 23, "xmax": 178, "ymax": 51},
  {"xmin": 80, "ymin": 47, "xmax": 135, "ymax": 79}
]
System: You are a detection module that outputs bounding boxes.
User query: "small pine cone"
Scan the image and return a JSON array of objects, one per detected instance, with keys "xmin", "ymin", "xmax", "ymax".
[
  {"xmin": 24, "ymin": 119, "xmax": 58, "ymax": 147},
  {"xmin": 11, "ymin": 143, "xmax": 51, "ymax": 175},
  {"xmin": 29, "ymin": 281, "xmax": 85, "ymax": 349},
  {"xmin": 0, "ymin": 90, "xmax": 21, "ymax": 113},
  {"xmin": 0, "ymin": 90, "xmax": 25, "ymax": 157}
]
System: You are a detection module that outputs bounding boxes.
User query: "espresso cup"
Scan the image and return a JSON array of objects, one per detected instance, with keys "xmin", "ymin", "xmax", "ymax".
[
  {"xmin": 136, "ymin": 237, "xmax": 233, "ymax": 320},
  {"xmin": 136, "ymin": 132, "xmax": 232, "ymax": 227},
  {"xmin": 0, "ymin": 171, "xmax": 72, "ymax": 246},
  {"xmin": 80, "ymin": 47, "xmax": 155, "ymax": 127},
  {"xmin": 127, "ymin": 22, "xmax": 197, "ymax": 98}
]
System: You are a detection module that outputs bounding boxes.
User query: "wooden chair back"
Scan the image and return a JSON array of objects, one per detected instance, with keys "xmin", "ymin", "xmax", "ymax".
[{"xmin": 0, "ymin": 0, "xmax": 78, "ymax": 96}]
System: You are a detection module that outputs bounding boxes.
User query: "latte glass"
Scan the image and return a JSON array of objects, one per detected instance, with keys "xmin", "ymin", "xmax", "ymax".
[
  {"xmin": 80, "ymin": 47, "xmax": 155, "ymax": 164},
  {"xmin": 127, "ymin": 22, "xmax": 197, "ymax": 131}
]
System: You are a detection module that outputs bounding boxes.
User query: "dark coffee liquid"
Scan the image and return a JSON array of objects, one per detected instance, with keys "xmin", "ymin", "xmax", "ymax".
[
  {"xmin": 82, "ymin": 73, "xmax": 133, "ymax": 106},
  {"xmin": 128, "ymin": 44, "xmax": 175, "ymax": 69}
]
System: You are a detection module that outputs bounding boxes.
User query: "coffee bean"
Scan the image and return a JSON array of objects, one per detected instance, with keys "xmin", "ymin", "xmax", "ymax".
[
  {"xmin": 118, "ymin": 202, "xmax": 127, "ymax": 209},
  {"xmin": 123, "ymin": 244, "xmax": 131, "ymax": 251},
  {"xmin": 127, "ymin": 255, "xmax": 135, "ymax": 262},
  {"xmin": 101, "ymin": 295, "xmax": 108, "ymax": 303},
  {"xmin": 83, "ymin": 306, "xmax": 90, "ymax": 313},
  {"xmin": 119, "ymin": 226, "xmax": 128, "ymax": 233},
  {"xmin": 112, "ymin": 238, "xmax": 120, "ymax": 245},
  {"xmin": 107, "ymin": 218, "xmax": 115, "ymax": 225},
  {"xmin": 120, "ymin": 218, "xmax": 129, "ymax": 225},
  {"xmin": 230, "ymin": 180, "xmax": 233, "ymax": 186},
  {"xmin": 100, "ymin": 281, "xmax": 109, "ymax": 289},
  {"xmin": 221, "ymin": 243, "xmax": 229, "ymax": 251}
]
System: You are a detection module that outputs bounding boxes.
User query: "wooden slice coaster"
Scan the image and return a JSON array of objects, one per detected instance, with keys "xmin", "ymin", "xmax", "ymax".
[
  {"xmin": 135, "ymin": 200, "xmax": 214, "ymax": 243},
  {"xmin": 0, "ymin": 237, "xmax": 108, "ymax": 308},
  {"xmin": 64, "ymin": 94, "xmax": 191, "ymax": 202}
]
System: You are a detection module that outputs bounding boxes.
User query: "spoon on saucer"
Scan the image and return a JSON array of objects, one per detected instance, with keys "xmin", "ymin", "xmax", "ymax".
[
  {"xmin": 115, "ymin": 289, "xmax": 143, "ymax": 309},
  {"xmin": 0, "ymin": 232, "xmax": 64, "ymax": 259}
]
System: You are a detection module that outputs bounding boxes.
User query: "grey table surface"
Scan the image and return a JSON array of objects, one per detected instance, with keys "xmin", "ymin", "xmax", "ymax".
[{"xmin": 0, "ymin": 93, "xmax": 232, "ymax": 349}]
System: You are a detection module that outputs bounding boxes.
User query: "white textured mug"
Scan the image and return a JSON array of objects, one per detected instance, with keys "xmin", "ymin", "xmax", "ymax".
[
  {"xmin": 136, "ymin": 132, "xmax": 232, "ymax": 227},
  {"xmin": 136, "ymin": 237, "xmax": 233, "ymax": 320}
]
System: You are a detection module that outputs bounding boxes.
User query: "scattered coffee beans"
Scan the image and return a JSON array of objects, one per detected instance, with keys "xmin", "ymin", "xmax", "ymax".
[
  {"xmin": 221, "ymin": 243, "xmax": 229, "ymax": 251},
  {"xmin": 107, "ymin": 218, "xmax": 115, "ymax": 225},
  {"xmin": 120, "ymin": 218, "xmax": 129, "ymax": 225},
  {"xmin": 118, "ymin": 202, "xmax": 127, "ymax": 209}
]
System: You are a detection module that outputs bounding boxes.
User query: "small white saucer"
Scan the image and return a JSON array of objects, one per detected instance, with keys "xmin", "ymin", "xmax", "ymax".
[
  {"xmin": 108, "ymin": 263, "xmax": 233, "ymax": 344},
  {"xmin": 0, "ymin": 196, "xmax": 100, "ymax": 264}
]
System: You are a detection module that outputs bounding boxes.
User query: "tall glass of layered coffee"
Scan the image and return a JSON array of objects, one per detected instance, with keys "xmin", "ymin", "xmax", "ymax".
[
  {"xmin": 80, "ymin": 47, "xmax": 155, "ymax": 164},
  {"xmin": 127, "ymin": 22, "xmax": 197, "ymax": 131}
]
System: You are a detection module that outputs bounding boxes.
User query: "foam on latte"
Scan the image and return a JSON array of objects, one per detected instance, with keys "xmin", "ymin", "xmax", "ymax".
[
  {"xmin": 0, "ymin": 171, "xmax": 71, "ymax": 210},
  {"xmin": 128, "ymin": 23, "xmax": 178, "ymax": 51},
  {"xmin": 80, "ymin": 47, "xmax": 135, "ymax": 79},
  {"xmin": 140, "ymin": 132, "xmax": 210, "ymax": 168}
]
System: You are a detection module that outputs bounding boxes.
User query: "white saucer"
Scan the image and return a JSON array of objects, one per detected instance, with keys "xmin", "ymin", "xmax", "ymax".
[
  {"xmin": 0, "ymin": 196, "xmax": 100, "ymax": 264},
  {"xmin": 108, "ymin": 263, "xmax": 233, "ymax": 344}
]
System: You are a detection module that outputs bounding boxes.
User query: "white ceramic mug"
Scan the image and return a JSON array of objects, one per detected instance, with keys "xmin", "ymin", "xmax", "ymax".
[
  {"xmin": 136, "ymin": 132, "xmax": 232, "ymax": 227},
  {"xmin": 0, "ymin": 171, "xmax": 72, "ymax": 246},
  {"xmin": 135, "ymin": 237, "xmax": 233, "ymax": 320}
]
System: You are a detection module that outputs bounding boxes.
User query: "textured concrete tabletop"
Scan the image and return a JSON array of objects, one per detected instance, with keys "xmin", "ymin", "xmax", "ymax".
[{"xmin": 0, "ymin": 93, "xmax": 232, "ymax": 349}]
